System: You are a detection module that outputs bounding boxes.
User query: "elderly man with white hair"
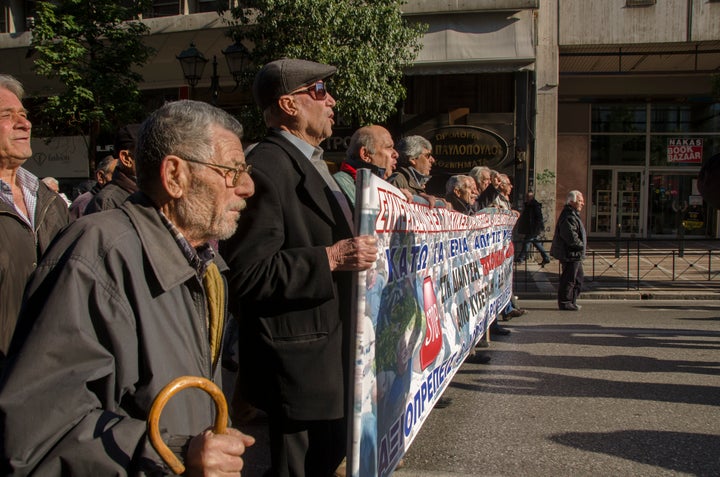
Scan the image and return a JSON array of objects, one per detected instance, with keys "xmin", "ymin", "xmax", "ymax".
[
  {"xmin": 0, "ymin": 74, "xmax": 69, "ymax": 366},
  {"xmin": 551, "ymin": 190, "xmax": 587, "ymax": 311},
  {"xmin": 0, "ymin": 99, "xmax": 256, "ymax": 474}
]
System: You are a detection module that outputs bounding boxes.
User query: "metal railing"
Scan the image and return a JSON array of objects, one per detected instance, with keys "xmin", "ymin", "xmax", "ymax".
[{"xmin": 513, "ymin": 238, "xmax": 720, "ymax": 291}]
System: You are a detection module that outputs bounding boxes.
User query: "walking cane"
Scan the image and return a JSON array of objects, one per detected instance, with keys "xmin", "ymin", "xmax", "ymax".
[{"xmin": 147, "ymin": 376, "xmax": 228, "ymax": 475}]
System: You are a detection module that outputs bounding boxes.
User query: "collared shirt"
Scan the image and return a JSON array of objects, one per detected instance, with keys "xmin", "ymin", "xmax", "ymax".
[
  {"xmin": 275, "ymin": 129, "xmax": 354, "ymax": 228},
  {"xmin": 157, "ymin": 208, "xmax": 215, "ymax": 278},
  {"xmin": 0, "ymin": 167, "xmax": 38, "ymax": 228},
  {"xmin": 277, "ymin": 129, "xmax": 316, "ymax": 160}
]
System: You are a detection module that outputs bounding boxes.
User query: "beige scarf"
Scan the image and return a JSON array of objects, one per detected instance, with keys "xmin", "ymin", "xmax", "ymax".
[{"xmin": 202, "ymin": 262, "xmax": 224, "ymax": 368}]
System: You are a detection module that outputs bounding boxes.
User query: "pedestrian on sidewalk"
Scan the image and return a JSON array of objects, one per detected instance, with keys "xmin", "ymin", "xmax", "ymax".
[
  {"xmin": 550, "ymin": 190, "xmax": 586, "ymax": 311},
  {"xmin": 515, "ymin": 190, "xmax": 551, "ymax": 266}
]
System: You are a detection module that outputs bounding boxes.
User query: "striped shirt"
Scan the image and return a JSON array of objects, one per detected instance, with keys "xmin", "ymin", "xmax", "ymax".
[
  {"xmin": 0, "ymin": 167, "xmax": 39, "ymax": 228},
  {"xmin": 156, "ymin": 207, "xmax": 215, "ymax": 278}
]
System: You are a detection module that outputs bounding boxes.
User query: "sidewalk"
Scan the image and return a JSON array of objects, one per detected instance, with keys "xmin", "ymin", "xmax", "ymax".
[
  {"xmin": 514, "ymin": 263, "xmax": 720, "ymax": 300},
  {"xmin": 512, "ymin": 250, "xmax": 720, "ymax": 301}
]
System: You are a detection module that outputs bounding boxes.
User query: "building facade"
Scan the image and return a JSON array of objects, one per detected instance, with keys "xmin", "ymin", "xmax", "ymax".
[
  {"xmin": 1, "ymin": 0, "xmax": 718, "ymax": 237},
  {"xmin": 555, "ymin": 0, "xmax": 720, "ymax": 239}
]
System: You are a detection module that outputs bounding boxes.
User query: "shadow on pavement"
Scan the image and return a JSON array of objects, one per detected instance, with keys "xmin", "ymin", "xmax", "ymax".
[{"xmin": 551, "ymin": 430, "xmax": 720, "ymax": 476}]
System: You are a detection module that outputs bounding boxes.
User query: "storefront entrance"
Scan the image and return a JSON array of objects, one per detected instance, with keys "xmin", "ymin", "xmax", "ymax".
[
  {"xmin": 648, "ymin": 173, "xmax": 708, "ymax": 237},
  {"xmin": 590, "ymin": 168, "xmax": 644, "ymax": 237}
]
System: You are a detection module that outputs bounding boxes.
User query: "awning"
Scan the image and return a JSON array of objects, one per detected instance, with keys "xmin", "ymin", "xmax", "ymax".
[{"xmin": 406, "ymin": 10, "xmax": 536, "ymax": 75}]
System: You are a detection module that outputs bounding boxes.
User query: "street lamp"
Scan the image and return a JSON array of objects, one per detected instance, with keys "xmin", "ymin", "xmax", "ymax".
[{"xmin": 177, "ymin": 41, "xmax": 250, "ymax": 105}]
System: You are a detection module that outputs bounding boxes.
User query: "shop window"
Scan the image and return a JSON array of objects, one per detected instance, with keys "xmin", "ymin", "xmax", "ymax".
[
  {"xmin": 590, "ymin": 136, "xmax": 646, "ymax": 165},
  {"xmin": 591, "ymin": 104, "xmax": 646, "ymax": 133},
  {"xmin": 649, "ymin": 136, "xmax": 720, "ymax": 167},
  {"xmin": 651, "ymin": 103, "xmax": 720, "ymax": 133},
  {"xmin": 649, "ymin": 174, "xmax": 707, "ymax": 237}
]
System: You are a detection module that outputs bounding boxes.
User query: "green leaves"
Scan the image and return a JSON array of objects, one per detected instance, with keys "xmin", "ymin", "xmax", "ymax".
[
  {"xmin": 224, "ymin": 0, "xmax": 426, "ymax": 139},
  {"xmin": 31, "ymin": 0, "xmax": 153, "ymax": 141}
]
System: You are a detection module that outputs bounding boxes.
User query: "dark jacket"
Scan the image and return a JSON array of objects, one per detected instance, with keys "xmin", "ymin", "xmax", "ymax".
[
  {"xmin": 387, "ymin": 166, "xmax": 426, "ymax": 195},
  {"xmin": 516, "ymin": 198, "xmax": 545, "ymax": 237},
  {"xmin": 0, "ymin": 194, "xmax": 228, "ymax": 476},
  {"xmin": 68, "ymin": 182, "xmax": 101, "ymax": 219},
  {"xmin": 83, "ymin": 169, "xmax": 138, "ymax": 215},
  {"xmin": 445, "ymin": 193, "xmax": 475, "ymax": 216},
  {"xmin": 550, "ymin": 204, "xmax": 586, "ymax": 262},
  {"xmin": 220, "ymin": 131, "xmax": 353, "ymax": 421},
  {"xmin": 476, "ymin": 185, "xmax": 500, "ymax": 210},
  {"xmin": 0, "ymin": 179, "xmax": 69, "ymax": 360}
]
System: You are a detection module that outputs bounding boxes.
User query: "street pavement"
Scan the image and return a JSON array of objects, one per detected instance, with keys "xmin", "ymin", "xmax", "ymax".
[
  {"xmin": 394, "ymin": 299, "xmax": 720, "ymax": 477},
  {"xmin": 226, "ymin": 241, "xmax": 720, "ymax": 475},
  {"xmin": 229, "ymin": 298, "xmax": 720, "ymax": 477}
]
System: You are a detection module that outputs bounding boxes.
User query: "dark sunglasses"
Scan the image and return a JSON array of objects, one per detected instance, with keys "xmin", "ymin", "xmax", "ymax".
[{"xmin": 290, "ymin": 81, "xmax": 328, "ymax": 101}]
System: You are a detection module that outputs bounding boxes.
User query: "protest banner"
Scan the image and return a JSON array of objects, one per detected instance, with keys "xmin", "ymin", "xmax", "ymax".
[{"xmin": 348, "ymin": 170, "xmax": 517, "ymax": 477}]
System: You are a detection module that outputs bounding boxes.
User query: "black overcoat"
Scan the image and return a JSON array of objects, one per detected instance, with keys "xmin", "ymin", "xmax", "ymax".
[{"xmin": 221, "ymin": 131, "xmax": 354, "ymax": 421}]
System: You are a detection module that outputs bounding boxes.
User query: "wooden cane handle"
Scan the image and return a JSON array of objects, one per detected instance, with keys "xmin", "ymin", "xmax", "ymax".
[{"xmin": 147, "ymin": 376, "xmax": 228, "ymax": 475}]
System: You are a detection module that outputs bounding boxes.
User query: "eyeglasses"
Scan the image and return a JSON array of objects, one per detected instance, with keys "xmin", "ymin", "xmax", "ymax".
[
  {"xmin": 290, "ymin": 81, "xmax": 328, "ymax": 101},
  {"xmin": 180, "ymin": 157, "xmax": 252, "ymax": 188}
]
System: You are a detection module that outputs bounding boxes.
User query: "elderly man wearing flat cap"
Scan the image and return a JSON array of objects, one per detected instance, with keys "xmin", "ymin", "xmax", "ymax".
[{"xmin": 220, "ymin": 59, "xmax": 378, "ymax": 477}]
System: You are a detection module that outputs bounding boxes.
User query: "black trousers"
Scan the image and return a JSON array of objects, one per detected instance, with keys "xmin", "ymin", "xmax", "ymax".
[
  {"xmin": 558, "ymin": 260, "xmax": 584, "ymax": 307},
  {"xmin": 267, "ymin": 414, "xmax": 346, "ymax": 477}
]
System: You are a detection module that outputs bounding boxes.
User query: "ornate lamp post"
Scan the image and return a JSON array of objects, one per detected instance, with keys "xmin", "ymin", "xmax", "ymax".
[{"xmin": 177, "ymin": 41, "xmax": 250, "ymax": 105}]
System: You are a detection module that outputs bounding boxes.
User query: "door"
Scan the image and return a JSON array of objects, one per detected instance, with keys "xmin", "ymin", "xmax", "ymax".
[{"xmin": 590, "ymin": 169, "xmax": 644, "ymax": 237}]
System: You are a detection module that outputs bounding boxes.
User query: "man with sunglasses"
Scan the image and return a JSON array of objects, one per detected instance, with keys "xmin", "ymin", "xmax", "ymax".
[
  {"xmin": 220, "ymin": 58, "xmax": 378, "ymax": 477},
  {"xmin": 1, "ymin": 100, "xmax": 256, "ymax": 474}
]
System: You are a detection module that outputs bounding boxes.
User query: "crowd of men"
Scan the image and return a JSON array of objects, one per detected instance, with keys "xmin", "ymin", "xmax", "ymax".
[{"xmin": 0, "ymin": 59, "xmax": 586, "ymax": 476}]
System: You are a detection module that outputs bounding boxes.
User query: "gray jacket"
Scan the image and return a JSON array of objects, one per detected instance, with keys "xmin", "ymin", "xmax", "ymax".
[
  {"xmin": 0, "ymin": 193, "xmax": 227, "ymax": 476},
  {"xmin": 387, "ymin": 166, "xmax": 426, "ymax": 195},
  {"xmin": 550, "ymin": 204, "xmax": 586, "ymax": 262}
]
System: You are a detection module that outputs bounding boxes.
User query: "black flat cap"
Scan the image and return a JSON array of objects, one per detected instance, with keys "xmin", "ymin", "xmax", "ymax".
[{"xmin": 252, "ymin": 58, "xmax": 337, "ymax": 110}]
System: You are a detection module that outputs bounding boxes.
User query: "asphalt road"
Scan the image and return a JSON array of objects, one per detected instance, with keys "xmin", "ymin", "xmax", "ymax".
[
  {"xmin": 231, "ymin": 299, "xmax": 720, "ymax": 477},
  {"xmin": 394, "ymin": 299, "xmax": 720, "ymax": 477}
]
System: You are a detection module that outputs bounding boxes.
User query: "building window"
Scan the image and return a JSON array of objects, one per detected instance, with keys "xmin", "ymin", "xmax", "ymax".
[
  {"xmin": 650, "ymin": 104, "xmax": 720, "ymax": 133},
  {"xmin": 149, "ymin": 0, "xmax": 181, "ymax": 17},
  {"xmin": 591, "ymin": 105, "xmax": 646, "ymax": 133},
  {"xmin": 626, "ymin": 0, "xmax": 656, "ymax": 6},
  {"xmin": 196, "ymin": 0, "xmax": 219, "ymax": 12},
  {"xmin": 591, "ymin": 136, "xmax": 646, "ymax": 166},
  {"xmin": 1, "ymin": 6, "xmax": 7, "ymax": 33}
]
